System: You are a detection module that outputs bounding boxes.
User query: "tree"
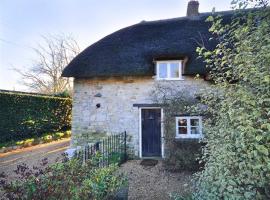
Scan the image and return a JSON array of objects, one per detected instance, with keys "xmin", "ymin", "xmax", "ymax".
[
  {"xmin": 14, "ymin": 34, "xmax": 80, "ymax": 94},
  {"xmin": 194, "ymin": 0, "xmax": 270, "ymax": 199}
]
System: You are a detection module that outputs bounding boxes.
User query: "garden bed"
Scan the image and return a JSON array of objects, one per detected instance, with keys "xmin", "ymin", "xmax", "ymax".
[
  {"xmin": 0, "ymin": 130, "xmax": 71, "ymax": 153},
  {"xmin": 0, "ymin": 154, "xmax": 127, "ymax": 199}
]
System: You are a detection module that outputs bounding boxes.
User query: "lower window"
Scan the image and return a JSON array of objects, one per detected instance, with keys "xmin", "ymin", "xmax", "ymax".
[{"xmin": 175, "ymin": 116, "xmax": 202, "ymax": 138}]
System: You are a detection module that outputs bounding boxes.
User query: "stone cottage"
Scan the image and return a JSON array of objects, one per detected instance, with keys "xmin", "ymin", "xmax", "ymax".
[{"xmin": 62, "ymin": 1, "xmax": 233, "ymax": 159}]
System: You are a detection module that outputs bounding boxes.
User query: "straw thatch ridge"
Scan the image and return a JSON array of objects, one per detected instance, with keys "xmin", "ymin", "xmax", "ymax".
[{"xmin": 62, "ymin": 10, "xmax": 234, "ymax": 78}]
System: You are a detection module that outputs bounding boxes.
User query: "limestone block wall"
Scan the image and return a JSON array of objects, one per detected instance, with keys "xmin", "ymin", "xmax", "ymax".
[{"xmin": 71, "ymin": 76, "xmax": 208, "ymax": 156}]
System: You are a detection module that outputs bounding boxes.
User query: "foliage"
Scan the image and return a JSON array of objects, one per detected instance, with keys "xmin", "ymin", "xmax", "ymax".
[
  {"xmin": 0, "ymin": 92, "xmax": 72, "ymax": 143},
  {"xmin": 170, "ymin": 192, "xmax": 193, "ymax": 200},
  {"xmin": 74, "ymin": 133, "xmax": 128, "ymax": 168},
  {"xmin": 151, "ymin": 82, "xmax": 204, "ymax": 171},
  {"xmin": 53, "ymin": 90, "xmax": 72, "ymax": 98},
  {"xmin": 194, "ymin": 0, "xmax": 270, "ymax": 199},
  {"xmin": 0, "ymin": 130, "xmax": 71, "ymax": 150},
  {"xmin": 0, "ymin": 155, "xmax": 127, "ymax": 200},
  {"xmin": 13, "ymin": 34, "xmax": 80, "ymax": 94},
  {"xmin": 165, "ymin": 140, "xmax": 203, "ymax": 171},
  {"xmin": 109, "ymin": 152, "xmax": 126, "ymax": 165}
]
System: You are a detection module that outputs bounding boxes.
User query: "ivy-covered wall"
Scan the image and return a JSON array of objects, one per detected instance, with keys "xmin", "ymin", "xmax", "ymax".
[
  {"xmin": 150, "ymin": 82, "xmax": 206, "ymax": 171},
  {"xmin": 0, "ymin": 92, "xmax": 72, "ymax": 143},
  {"xmin": 163, "ymin": 115, "xmax": 203, "ymax": 171}
]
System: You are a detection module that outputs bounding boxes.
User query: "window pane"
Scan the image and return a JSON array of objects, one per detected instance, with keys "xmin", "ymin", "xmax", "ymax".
[
  {"xmin": 170, "ymin": 63, "xmax": 180, "ymax": 78},
  {"xmin": 178, "ymin": 118, "xmax": 187, "ymax": 126},
  {"xmin": 191, "ymin": 118, "xmax": 200, "ymax": 126},
  {"xmin": 158, "ymin": 63, "xmax": 167, "ymax": 78},
  {"xmin": 179, "ymin": 127, "xmax": 187, "ymax": 134},
  {"xmin": 191, "ymin": 127, "xmax": 200, "ymax": 134}
]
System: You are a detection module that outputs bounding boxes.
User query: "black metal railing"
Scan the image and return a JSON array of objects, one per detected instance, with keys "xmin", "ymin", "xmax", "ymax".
[{"xmin": 75, "ymin": 131, "xmax": 127, "ymax": 167}]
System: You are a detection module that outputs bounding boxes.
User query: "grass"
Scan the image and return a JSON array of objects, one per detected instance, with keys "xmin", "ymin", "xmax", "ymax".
[{"xmin": 0, "ymin": 130, "xmax": 71, "ymax": 150}]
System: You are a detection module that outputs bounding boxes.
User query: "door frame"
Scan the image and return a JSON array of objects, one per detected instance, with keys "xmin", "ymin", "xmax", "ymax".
[{"xmin": 139, "ymin": 107, "xmax": 164, "ymax": 158}]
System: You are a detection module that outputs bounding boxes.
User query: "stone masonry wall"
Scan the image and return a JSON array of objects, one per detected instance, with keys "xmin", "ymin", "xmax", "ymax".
[{"xmin": 71, "ymin": 76, "xmax": 209, "ymax": 157}]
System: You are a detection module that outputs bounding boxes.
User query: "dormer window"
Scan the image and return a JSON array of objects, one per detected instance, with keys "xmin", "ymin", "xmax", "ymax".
[{"xmin": 156, "ymin": 60, "xmax": 183, "ymax": 80}]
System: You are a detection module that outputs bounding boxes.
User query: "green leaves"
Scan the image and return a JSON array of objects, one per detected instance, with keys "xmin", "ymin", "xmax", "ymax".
[
  {"xmin": 195, "ymin": 1, "xmax": 270, "ymax": 199},
  {"xmin": 256, "ymin": 145, "xmax": 269, "ymax": 156},
  {"xmin": 0, "ymin": 92, "xmax": 72, "ymax": 143},
  {"xmin": 1, "ymin": 157, "xmax": 127, "ymax": 200},
  {"xmin": 206, "ymin": 16, "xmax": 214, "ymax": 22},
  {"xmin": 255, "ymin": 135, "xmax": 263, "ymax": 141}
]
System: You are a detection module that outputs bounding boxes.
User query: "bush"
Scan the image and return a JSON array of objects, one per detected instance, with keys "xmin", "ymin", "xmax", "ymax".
[
  {"xmin": 0, "ymin": 130, "xmax": 71, "ymax": 150},
  {"xmin": 150, "ymin": 86, "xmax": 203, "ymax": 171},
  {"xmin": 0, "ymin": 92, "xmax": 72, "ymax": 143},
  {"xmin": 170, "ymin": 192, "xmax": 193, "ymax": 200},
  {"xmin": 53, "ymin": 90, "xmax": 71, "ymax": 98},
  {"xmin": 195, "ymin": 1, "xmax": 270, "ymax": 199},
  {"xmin": 0, "ymin": 155, "xmax": 127, "ymax": 200},
  {"xmin": 165, "ymin": 140, "xmax": 203, "ymax": 171}
]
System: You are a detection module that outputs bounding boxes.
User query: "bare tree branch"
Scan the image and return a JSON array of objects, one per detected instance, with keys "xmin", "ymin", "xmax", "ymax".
[{"xmin": 13, "ymin": 34, "xmax": 80, "ymax": 94}]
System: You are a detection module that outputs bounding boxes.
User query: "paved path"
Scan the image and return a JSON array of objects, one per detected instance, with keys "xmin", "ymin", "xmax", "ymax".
[{"xmin": 0, "ymin": 138, "xmax": 70, "ymax": 179}]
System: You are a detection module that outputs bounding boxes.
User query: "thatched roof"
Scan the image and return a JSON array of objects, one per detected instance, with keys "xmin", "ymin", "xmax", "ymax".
[{"xmin": 62, "ymin": 11, "xmax": 234, "ymax": 78}]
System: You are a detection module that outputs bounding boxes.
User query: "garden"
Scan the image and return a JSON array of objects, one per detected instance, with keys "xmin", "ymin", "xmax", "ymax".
[
  {"xmin": 0, "ymin": 154, "xmax": 128, "ymax": 200},
  {"xmin": 0, "ymin": 130, "xmax": 129, "ymax": 200}
]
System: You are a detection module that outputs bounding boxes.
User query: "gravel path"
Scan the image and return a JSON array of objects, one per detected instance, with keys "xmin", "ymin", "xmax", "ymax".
[
  {"xmin": 119, "ymin": 160, "xmax": 193, "ymax": 200},
  {"xmin": 0, "ymin": 138, "xmax": 70, "ymax": 180},
  {"xmin": 1, "ymin": 143, "xmax": 192, "ymax": 199}
]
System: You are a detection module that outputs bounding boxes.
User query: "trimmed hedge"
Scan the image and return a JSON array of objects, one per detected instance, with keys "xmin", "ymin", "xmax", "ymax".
[{"xmin": 0, "ymin": 92, "xmax": 72, "ymax": 143}]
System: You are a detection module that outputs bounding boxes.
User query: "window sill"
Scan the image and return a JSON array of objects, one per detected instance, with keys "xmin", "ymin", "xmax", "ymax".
[
  {"xmin": 174, "ymin": 137, "xmax": 201, "ymax": 142},
  {"xmin": 175, "ymin": 135, "xmax": 202, "ymax": 139},
  {"xmin": 155, "ymin": 78, "xmax": 185, "ymax": 81}
]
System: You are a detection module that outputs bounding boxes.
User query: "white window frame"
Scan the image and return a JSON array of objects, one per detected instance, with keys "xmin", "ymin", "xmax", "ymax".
[
  {"xmin": 156, "ymin": 60, "xmax": 184, "ymax": 80},
  {"xmin": 175, "ymin": 116, "xmax": 202, "ymax": 139}
]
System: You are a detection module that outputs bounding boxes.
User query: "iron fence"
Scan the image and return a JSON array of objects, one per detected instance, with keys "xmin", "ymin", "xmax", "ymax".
[{"xmin": 75, "ymin": 131, "xmax": 127, "ymax": 167}]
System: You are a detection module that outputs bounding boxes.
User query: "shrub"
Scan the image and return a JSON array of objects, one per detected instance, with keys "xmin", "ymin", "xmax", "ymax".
[
  {"xmin": 22, "ymin": 138, "xmax": 35, "ymax": 147},
  {"xmin": 0, "ymin": 92, "xmax": 72, "ymax": 143},
  {"xmin": 151, "ymin": 85, "xmax": 203, "ymax": 171},
  {"xmin": 165, "ymin": 140, "xmax": 203, "ymax": 171},
  {"xmin": 53, "ymin": 90, "xmax": 71, "ymax": 98},
  {"xmin": 0, "ymin": 155, "xmax": 127, "ymax": 200},
  {"xmin": 0, "ymin": 130, "xmax": 71, "ymax": 149},
  {"xmin": 170, "ymin": 192, "xmax": 193, "ymax": 200},
  {"xmin": 195, "ymin": 1, "xmax": 270, "ymax": 199},
  {"xmin": 109, "ymin": 152, "xmax": 126, "ymax": 165}
]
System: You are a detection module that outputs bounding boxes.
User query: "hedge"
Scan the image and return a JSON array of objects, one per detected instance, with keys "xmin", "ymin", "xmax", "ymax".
[
  {"xmin": 164, "ymin": 139, "xmax": 203, "ymax": 172},
  {"xmin": 0, "ymin": 92, "xmax": 72, "ymax": 143}
]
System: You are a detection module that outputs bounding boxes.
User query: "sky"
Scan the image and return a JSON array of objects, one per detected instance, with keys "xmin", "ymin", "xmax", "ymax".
[{"xmin": 0, "ymin": 0, "xmax": 232, "ymax": 91}]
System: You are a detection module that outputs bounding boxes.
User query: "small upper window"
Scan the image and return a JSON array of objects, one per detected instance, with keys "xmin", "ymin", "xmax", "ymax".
[
  {"xmin": 176, "ymin": 116, "xmax": 202, "ymax": 138},
  {"xmin": 156, "ymin": 60, "xmax": 183, "ymax": 80}
]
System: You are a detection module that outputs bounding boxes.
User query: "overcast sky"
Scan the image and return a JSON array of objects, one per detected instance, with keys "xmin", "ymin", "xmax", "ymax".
[{"xmin": 0, "ymin": 0, "xmax": 232, "ymax": 91}]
